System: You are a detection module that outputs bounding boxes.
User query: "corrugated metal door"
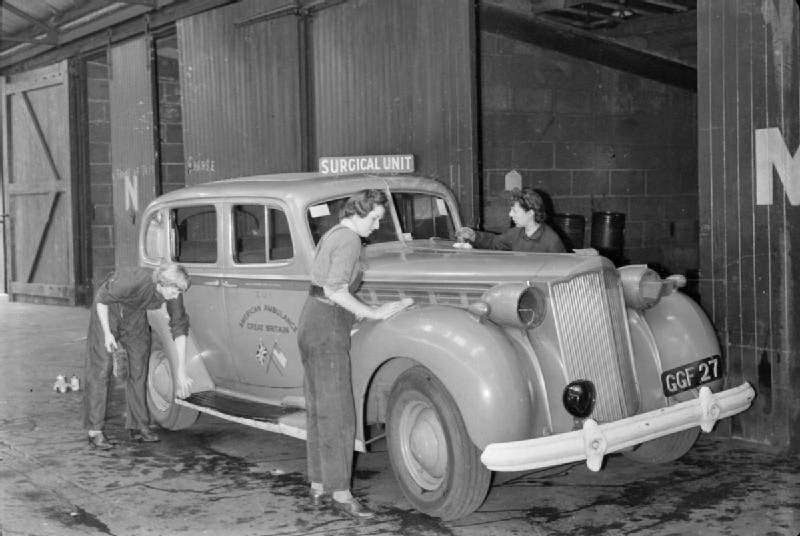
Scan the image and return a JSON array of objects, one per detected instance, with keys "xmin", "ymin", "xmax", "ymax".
[
  {"xmin": 1, "ymin": 61, "xmax": 78, "ymax": 304},
  {"xmin": 178, "ymin": 0, "xmax": 304, "ymax": 185},
  {"xmin": 110, "ymin": 37, "xmax": 158, "ymax": 268},
  {"xmin": 311, "ymin": 0, "xmax": 478, "ymax": 222}
]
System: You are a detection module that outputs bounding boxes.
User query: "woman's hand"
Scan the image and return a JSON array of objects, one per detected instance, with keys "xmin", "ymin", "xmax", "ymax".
[
  {"xmin": 175, "ymin": 368, "xmax": 194, "ymax": 399},
  {"xmin": 456, "ymin": 227, "xmax": 475, "ymax": 242},
  {"xmin": 371, "ymin": 298, "xmax": 413, "ymax": 320},
  {"xmin": 103, "ymin": 332, "xmax": 118, "ymax": 353}
]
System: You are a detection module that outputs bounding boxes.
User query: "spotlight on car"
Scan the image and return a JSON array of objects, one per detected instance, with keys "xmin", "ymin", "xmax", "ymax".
[{"xmin": 562, "ymin": 380, "xmax": 596, "ymax": 418}]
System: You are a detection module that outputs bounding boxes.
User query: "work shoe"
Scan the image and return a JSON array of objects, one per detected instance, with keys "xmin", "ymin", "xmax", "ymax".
[
  {"xmin": 309, "ymin": 489, "xmax": 329, "ymax": 508},
  {"xmin": 128, "ymin": 428, "xmax": 160, "ymax": 442},
  {"xmin": 330, "ymin": 497, "xmax": 375, "ymax": 520},
  {"xmin": 87, "ymin": 433, "xmax": 116, "ymax": 450}
]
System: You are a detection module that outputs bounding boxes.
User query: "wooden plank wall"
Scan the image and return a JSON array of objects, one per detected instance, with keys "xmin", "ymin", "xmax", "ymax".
[
  {"xmin": 698, "ymin": 0, "xmax": 800, "ymax": 448},
  {"xmin": 311, "ymin": 0, "xmax": 478, "ymax": 222},
  {"xmin": 178, "ymin": 0, "xmax": 304, "ymax": 185},
  {"xmin": 110, "ymin": 38, "xmax": 158, "ymax": 269}
]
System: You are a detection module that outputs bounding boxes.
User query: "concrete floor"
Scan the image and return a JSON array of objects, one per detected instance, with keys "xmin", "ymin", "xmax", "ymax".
[{"xmin": 0, "ymin": 302, "xmax": 797, "ymax": 536}]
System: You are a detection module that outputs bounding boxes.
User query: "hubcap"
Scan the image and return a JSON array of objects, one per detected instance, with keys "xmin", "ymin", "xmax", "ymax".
[
  {"xmin": 148, "ymin": 357, "xmax": 173, "ymax": 412},
  {"xmin": 398, "ymin": 399, "xmax": 448, "ymax": 490}
]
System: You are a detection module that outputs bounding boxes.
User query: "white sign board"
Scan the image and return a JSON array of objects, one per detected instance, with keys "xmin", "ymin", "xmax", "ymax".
[
  {"xmin": 755, "ymin": 127, "xmax": 800, "ymax": 205},
  {"xmin": 319, "ymin": 155, "xmax": 414, "ymax": 175}
]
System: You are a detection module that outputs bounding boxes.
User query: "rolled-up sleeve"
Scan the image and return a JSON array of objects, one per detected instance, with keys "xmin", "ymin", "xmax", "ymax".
[
  {"xmin": 166, "ymin": 294, "xmax": 190, "ymax": 339},
  {"xmin": 320, "ymin": 235, "xmax": 361, "ymax": 293}
]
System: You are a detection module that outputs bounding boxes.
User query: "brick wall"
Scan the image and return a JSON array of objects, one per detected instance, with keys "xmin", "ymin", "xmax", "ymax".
[
  {"xmin": 87, "ymin": 57, "xmax": 115, "ymax": 285},
  {"xmin": 157, "ymin": 44, "xmax": 185, "ymax": 194},
  {"xmin": 480, "ymin": 32, "xmax": 698, "ymax": 277}
]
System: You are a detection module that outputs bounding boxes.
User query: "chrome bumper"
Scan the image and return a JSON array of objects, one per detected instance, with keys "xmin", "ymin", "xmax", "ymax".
[{"xmin": 480, "ymin": 382, "xmax": 755, "ymax": 472}]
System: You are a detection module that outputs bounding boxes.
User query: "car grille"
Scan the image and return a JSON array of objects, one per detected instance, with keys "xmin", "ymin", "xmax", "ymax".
[
  {"xmin": 549, "ymin": 269, "xmax": 638, "ymax": 422},
  {"xmin": 358, "ymin": 285, "xmax": 485, "ymax": 307}
]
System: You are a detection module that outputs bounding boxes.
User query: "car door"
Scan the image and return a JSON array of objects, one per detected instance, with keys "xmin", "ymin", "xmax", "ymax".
[
  {"xmin": 166, "ymin": 201, "xmax": 237, "ymax": 384},
  {"xmin": 221, "ymin": 200, "xmax": 306, "ymax": 403}
]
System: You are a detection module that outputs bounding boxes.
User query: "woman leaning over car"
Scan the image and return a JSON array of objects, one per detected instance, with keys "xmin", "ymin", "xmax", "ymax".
[
  {"xmin": 298, "ymin": 189, "xmax": 412, "ymax": 519},
  {"xmin": 457, "ymin": 187, "xmax": 565, "ymax": 253}
]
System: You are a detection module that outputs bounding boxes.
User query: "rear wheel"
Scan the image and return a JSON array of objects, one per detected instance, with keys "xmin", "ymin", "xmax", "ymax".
[
  {"xmin": 147, "ymin": 347, "xmax": 199, "ymax": 430},
  {"xmin": 386, "ymin": 366, "xmax": 491, "ymax": 520},
  {"xmin": 622, "ymin": 427, "xmax": 700, "ymax": 464}
]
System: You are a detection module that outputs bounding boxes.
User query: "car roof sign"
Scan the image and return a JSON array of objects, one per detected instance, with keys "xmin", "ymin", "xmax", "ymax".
[{"xmin": 318, "ymin": 154, "xmax": 414, "ymax": 175}]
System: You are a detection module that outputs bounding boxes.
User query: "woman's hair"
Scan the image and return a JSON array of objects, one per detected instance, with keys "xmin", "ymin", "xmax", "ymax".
[
  {"xmin": 341, "ymin": 189, "xmax": 388, "ymax": 218},
  {"xmin": 508, "ymin": 187, "xmax": 546, "ymax": 223},
  {"xmin": 153, "ymin": 262, "xmax": 191, "ymax": 291}
]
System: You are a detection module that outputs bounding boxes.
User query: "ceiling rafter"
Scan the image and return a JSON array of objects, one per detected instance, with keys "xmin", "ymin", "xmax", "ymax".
[
  {"xmin": 1, "ymin": 2, "xmax": 60, "ymax": 45},
  {"xmin": 115, "ymin": 0, "xmax": 158, "ymax": 7}
]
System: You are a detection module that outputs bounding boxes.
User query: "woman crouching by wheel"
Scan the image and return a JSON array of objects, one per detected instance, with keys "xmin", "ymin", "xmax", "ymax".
[{"xmin": 299, "ymin": 189, "xmax": 412, "ymax": 519}]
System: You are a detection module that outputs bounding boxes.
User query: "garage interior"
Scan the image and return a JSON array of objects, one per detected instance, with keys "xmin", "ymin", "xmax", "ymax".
[{"xmin": 0, "ymin": 0, "xmax": 798, "ymax": 483}]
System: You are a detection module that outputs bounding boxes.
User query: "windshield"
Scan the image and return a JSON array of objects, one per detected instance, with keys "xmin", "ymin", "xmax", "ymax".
[{"xmin": 307, "ymin": 191, "xmax": 457, "ymax": 244}]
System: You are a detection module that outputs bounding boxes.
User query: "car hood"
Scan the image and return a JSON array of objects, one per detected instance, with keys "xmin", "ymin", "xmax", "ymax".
[{"xmin": 361, "ymin": 241, "xmax": 613, "ymax": 285}]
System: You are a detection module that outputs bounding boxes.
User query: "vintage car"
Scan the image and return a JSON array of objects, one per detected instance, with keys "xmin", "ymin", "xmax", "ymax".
[{"xmin": 140, "ymin": 170, "xmax": 755, "ymax": 520}]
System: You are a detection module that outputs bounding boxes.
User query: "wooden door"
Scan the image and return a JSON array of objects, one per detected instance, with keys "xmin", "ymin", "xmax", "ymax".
[
  {"xmin": 2, "ymin": 61, "xmax": 78, "ymax": 304},
  {"xmin": 110, "ymin": 37, "xmax": 158, "ymax": 268}
]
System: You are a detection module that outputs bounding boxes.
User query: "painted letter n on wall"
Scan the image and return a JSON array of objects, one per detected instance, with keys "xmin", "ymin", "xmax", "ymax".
[{"xmin": 755, "ymin": 128, "xmax": 800, "ymax": 205}]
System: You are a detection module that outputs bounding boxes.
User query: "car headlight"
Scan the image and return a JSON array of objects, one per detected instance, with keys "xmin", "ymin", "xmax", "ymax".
[
  {"xmin": 617, "ymin": 265, "xmax": 665, "ymax": 309},
  {"xmin": 478, "ymin": 283, "xmax": 547, "ymax": 329}
]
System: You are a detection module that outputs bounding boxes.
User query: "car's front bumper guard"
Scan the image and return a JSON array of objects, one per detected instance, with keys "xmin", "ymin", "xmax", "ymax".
[{"xmin": 480, "ymin": 382, "xmax": 755, "ymax": 472}]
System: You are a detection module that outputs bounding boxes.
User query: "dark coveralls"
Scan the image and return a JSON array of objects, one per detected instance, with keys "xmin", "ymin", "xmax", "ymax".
[
  {"xmin": 297, "ymin": 225, "xmax": 362, "ymax": 492},
  {"xmin": 83, "ymin": 267, "xmax": 189, "ymax": 431}
]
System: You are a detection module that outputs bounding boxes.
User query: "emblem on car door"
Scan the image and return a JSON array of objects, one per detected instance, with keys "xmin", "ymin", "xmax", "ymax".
[{"xmin": 255, "ymin": 338, "xmax": 288, "ymax": 376}]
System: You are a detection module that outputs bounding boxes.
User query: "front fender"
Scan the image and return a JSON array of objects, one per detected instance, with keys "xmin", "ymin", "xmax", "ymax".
[
  {"xmin": 628, "ymin": 292, "xmax": 722, "ymax": 411},
  {"xmin": 351, "ymin": 305, "xmax": 534, "ymax": 450},
  {"xmin": 147, "ymin": 305, "xmax": 214, "ymax": 392}
]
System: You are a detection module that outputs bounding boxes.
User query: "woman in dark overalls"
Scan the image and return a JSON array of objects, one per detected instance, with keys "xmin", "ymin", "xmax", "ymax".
[{"xmin": 298, "ymin": 189, "xmax": 412, "ymax": 519}]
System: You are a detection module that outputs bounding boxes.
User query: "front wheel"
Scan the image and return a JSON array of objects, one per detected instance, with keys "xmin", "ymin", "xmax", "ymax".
[
  {"xmin": 386, "ymin": 366, "xmax": 491, "ymax": 520},
  {"xmin": 147, "ymin": 347, "xmax": 199, "ymax": 430}
]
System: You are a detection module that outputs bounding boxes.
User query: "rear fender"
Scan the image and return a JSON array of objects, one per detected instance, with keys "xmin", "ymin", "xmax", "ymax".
[
  {"xmin": 147, "ymin": 305, "xmax": 214, "ymax": 392},
  {"xmin": 628, "ymin": 292, "xmax": 722, "ymax": 411},
  {"xmin": 351, "ymin": 305, "xmax": 534, "ymax": 449}
]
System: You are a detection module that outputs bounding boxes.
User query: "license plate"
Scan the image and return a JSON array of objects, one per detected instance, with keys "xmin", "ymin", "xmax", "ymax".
[{"xmin": 661, "ymin": 355, "xmax": 724, "ymax": 397}]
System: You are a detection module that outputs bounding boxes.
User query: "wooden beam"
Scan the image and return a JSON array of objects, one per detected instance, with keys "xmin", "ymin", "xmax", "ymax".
[
  {"xmin": 0, "ymin": 32, "xmax": 59, "ymax": 45},
  {"xmin": 2, "ymin": 2, "xmax": 57, "ymax": 34},
  {"xmin": 116, "ymin": 0, "xmax": 158, "ymax": 7},
  {"xmin": 21, "ymin": 92, "xmax": 63, "ymax": 182},
  {"xmin": 479, "ymin": 3, "xmax": 696, "ymax": 91},
  {"xmin": 23, "ymin": 191, "xmax": 61, "ymax": 283},
  {"xmin": 637, "ymin": 0, "xmax": 689, "ymax": 12},
  {"xmin": 1, "ymin": 3, "xmax": 60, "ymax": 45},
  {"xmin": 9, "ymin": 281, "xmax": 75, "ymax": 299},
  {"xmin": 0, "ymin": 0, "xmax": 240, "ymax": 73}
]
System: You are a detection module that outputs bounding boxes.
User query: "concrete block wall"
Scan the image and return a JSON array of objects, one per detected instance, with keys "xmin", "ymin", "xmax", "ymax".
[
  {"xmin": 87, "ymin": 57, "xmax": 115, "ymax": 285},
  {"xmin": 480, "ymin": 32, "xmax": 698, "ymax": 277},
  {"xmin": 157, "ymin": 44, "xmax": 185, "ymax": 194}
]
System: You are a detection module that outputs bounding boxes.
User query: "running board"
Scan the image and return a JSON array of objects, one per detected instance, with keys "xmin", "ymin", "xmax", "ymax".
[{"xmin": 176, "ymin": 391, "xmax": 365, "ymax": 451}]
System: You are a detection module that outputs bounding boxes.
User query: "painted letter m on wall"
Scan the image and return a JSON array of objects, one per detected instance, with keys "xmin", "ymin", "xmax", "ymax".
[{"xmin": 755, "ymin": 128, "xmax": 800, "ymax": 205}]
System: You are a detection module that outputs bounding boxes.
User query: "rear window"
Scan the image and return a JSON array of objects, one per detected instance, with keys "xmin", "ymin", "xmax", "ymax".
[
  {"xmin": 232, "ymin": 204, "xmax": 293, "ymax": 263},
  {"xmin": 171, "ymin": 205, "xmax": 217, "ymax": 263}
]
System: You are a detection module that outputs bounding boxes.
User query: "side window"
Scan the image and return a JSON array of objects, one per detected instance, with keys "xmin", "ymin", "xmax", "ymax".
[
  {"xmin": 143, "ymin": 211, "xmax": 165, "ymax": 260},
  {"xmin": 171, "ymin": 205, "xmax": 217, "ymax": 263},
  {"xmin": 233, "ymin": 204, "xmax": 293, "ymax": 263}
]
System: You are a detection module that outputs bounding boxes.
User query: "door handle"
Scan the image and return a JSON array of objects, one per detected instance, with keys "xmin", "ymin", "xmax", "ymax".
[
  {"xmin": 201, "ymin": 279, "xmax": 220, "ymax": 287},
  {"xmin": 221, "ymin": 280, "xmax": 238, "ymax": 288}
]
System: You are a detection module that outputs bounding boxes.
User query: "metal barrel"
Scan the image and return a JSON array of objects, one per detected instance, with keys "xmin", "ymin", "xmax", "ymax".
[
  {"xmin": 590, "ymin": 211, "xmax": 625, "ymax": 262},
  {"xmin": 551, "ymin": 213, "xmax": 586, "ymax": 251}
]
